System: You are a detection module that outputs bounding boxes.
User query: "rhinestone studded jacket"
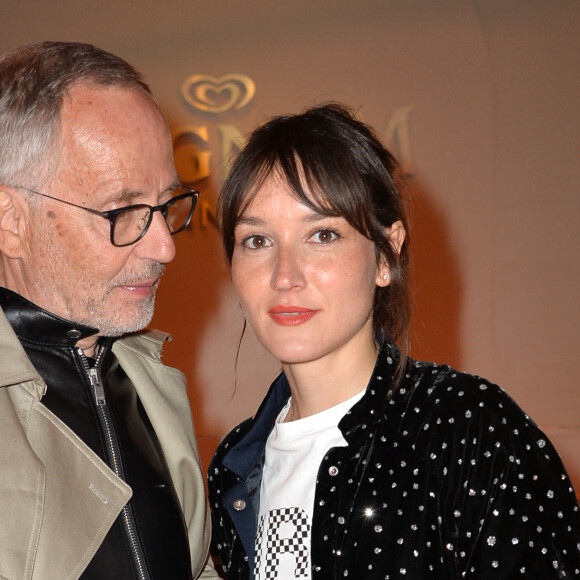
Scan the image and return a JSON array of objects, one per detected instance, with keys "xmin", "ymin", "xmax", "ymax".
[{"xmin": 208, "ymin": 340, "xmax": 580, "ymax": 578}]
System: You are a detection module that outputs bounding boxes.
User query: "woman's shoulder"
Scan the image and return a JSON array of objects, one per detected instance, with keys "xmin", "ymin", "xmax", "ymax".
[
  {"xmin": 379, "ymin": 342, "xmax": 526, "ymax": 426},
  {"xmin": 404, "ymin": 359, "xmax": 529, "ymax": 422},
  {"xmin": 393, "ymin": 359, "xmax": 557, "ymax": 464}
]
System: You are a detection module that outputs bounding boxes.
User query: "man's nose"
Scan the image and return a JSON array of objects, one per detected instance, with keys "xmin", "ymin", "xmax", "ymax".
[{"xmin": 134, "ymin": 211, "xmax": 176, "ymax": 263}]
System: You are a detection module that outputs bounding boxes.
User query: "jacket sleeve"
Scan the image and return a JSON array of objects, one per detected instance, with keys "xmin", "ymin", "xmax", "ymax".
[
  {"xmin": 419, "ymin": 376, "xmax": 580, "ymax": 577},
  {"xmin": 454, "ymin": 426, "xmax": 578, "ymax": 576}
]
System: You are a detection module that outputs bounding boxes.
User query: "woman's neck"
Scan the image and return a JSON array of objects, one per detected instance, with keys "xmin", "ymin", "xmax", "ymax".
[{"xmin": 283, "ymin": 331, "xmax": 379, "ymax": 421}]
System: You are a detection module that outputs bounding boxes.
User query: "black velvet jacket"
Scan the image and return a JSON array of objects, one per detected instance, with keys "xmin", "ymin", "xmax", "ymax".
[{"xmin": 208, "ymin": 340, "xmax": 580, "ymax": 579}]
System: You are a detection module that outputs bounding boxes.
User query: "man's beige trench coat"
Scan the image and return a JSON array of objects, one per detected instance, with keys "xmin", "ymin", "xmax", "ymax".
[{"xmin": 0, "ymin": 309, "xmax": 216, "ymax": 579}]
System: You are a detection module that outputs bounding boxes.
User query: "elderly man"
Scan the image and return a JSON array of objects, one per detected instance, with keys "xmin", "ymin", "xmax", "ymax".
[{"xmin": 0, "ymin": 42, "xmax": 216, "ymax": 579}]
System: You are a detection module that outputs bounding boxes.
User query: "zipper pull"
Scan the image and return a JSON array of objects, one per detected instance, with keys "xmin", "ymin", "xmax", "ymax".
[{"xmin": 87, "ymin": 367, "xmax": 106, "ymax": 406}]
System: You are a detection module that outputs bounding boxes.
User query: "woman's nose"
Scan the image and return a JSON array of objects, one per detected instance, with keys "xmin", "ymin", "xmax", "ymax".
[{"xmin": 270, "ymin": 246, "xmax": 305, "ymax": 291}]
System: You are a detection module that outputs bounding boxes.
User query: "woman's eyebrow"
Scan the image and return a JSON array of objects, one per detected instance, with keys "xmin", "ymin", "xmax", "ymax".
[
  {"xmin": 237, "ymin": 211, "xmax": 336, "ymax": 226},
  {"xmin": 236, "ymin": 215, "xmax": 264, "ymax": 226},
  {"xmin": 304, "ymin": 212, "xmax": 336, "ymax": 223}
]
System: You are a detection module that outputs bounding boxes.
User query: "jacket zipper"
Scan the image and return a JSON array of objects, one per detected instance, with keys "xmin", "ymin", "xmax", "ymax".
[{"xmin": 78, "ymin": 346, "xmax": 151, "ymax": 580}]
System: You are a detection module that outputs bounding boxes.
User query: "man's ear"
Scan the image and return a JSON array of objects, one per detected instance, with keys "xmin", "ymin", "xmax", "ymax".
[
  {"xmin": 376, "ymin": 220, "xmax": 406, "ymax": 287},
  {"xmin": 0, "ymin": 188, "xmax": 26, "ymax": 258}
]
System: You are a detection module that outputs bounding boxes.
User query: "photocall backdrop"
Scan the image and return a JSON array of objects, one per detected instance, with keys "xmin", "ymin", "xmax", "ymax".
[{"xmin": 2, "ymin": 0, "xmax": 579, "ymax": 488}]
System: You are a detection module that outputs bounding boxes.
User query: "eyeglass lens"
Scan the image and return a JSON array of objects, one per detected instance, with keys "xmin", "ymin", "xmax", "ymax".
[{"xmin": 112, "ymin": 191, "xmax": 194, "ymax": 246}]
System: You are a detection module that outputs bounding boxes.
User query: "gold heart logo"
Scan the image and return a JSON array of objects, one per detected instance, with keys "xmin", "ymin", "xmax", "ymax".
[{"xmin": 181, "ymin": 74, "xmax": 256, "ymax": 114}]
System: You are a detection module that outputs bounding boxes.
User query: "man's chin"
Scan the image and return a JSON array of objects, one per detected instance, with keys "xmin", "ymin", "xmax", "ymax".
[{"xmin": 90, "ymin": 303, "xmax": 155, "ymax": 337}]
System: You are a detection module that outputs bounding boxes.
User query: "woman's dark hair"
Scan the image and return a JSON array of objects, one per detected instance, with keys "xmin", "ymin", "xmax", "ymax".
[{"xmin": 219, "ymin": 103, "xmax": 411, "ymax": 360}]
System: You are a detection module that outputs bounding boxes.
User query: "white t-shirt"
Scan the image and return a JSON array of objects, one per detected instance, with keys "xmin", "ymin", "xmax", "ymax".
[{"xmin": 254, "ymin": 389, "xmax": 365, "ymax": 579}]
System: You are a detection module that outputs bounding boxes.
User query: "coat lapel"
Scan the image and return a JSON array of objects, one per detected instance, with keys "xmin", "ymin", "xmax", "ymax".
[{"xmin": 0, "ymin": 308, "xmax": 131, "ymax": 579}]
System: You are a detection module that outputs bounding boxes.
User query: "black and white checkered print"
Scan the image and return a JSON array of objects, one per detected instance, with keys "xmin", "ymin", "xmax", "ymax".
[{"xmin": 255, "ymin": 507, "xmax": 310, "ymax": 578}]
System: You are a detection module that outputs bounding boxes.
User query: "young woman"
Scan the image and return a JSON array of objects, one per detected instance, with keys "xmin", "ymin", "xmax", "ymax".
[{"xmin": 208, "ymin": 103, "xmax": 580, "ymax": 579}]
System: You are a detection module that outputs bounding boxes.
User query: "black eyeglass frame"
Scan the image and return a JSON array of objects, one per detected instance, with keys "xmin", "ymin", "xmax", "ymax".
[{"xmin": 9, "ymin": 185, "xmax": 199, "ymax": 247}]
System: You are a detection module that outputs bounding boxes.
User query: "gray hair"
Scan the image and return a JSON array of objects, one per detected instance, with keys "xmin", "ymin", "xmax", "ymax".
[{"xmin": 0, "ymin": 41, "xmax": 152, "ymax": 187}]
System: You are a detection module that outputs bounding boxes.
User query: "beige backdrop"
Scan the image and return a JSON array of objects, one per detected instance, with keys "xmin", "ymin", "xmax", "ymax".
[{"xmin": 2, "ymin": 0, "xmax": 579, "ymax": 487}]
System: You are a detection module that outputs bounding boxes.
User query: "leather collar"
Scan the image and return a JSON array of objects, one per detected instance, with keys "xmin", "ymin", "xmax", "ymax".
[{"xmin": 0, "ymin": 287, "xmax": 99, "ymax": 348}]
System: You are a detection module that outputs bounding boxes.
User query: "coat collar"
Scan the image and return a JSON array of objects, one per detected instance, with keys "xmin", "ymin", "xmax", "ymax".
[
  {"xmin": 0, "ymin": 288, "xmax": 98, "ymax": 348},
  {"xmin": 222, "ymin": 336, "xmax": 403, "ymax": 479},
  {"xmin": 222, "ymin": 371, "xmax": 291, "ymax": 479},
  {"xmin": 0, "ymin": 288, "xmax": 99, "ymax": 395},
  {"xmin": 338, "ymin": 338, "xmax": 402, "ymax": 437},
  {"xmin": 0, "ymin": 288, "xmax": 170, "ymax": 394},
  {"xmin": 0, "ymin": 305, "xmax": 42, "ymax": 395}
]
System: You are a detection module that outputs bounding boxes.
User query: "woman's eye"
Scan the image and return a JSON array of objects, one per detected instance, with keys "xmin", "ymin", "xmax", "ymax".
[
  {"xmin": 310, "ymin": 229, "xmax": 340, "ymax": 244},
  {"xmin": 241, "ymin": 234, "xmax": 272, "ymax": 249}
]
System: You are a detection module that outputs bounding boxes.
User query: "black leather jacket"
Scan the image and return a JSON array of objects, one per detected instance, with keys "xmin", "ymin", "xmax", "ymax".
[{"xmin": 208, "ymin": 340, "xmax": 580, "ymax": 579}]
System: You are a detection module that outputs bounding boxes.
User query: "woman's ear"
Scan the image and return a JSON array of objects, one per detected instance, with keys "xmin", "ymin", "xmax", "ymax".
[
  {"xmin": 376, "ymin": 220, "xmax": 406, "ymax": 287},
  {"xmin": 388, "ymin": 220, "xmax": 406, "ymax": 254},
  {"xmin": 0, "ymin": 188, "xmax": 26, "ymax": 258}
]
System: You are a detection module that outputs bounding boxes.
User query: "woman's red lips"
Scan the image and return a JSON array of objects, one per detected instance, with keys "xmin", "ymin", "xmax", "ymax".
[{"xmin": 268, "ymin": 305, "xmax": 318, "ymax": 326}]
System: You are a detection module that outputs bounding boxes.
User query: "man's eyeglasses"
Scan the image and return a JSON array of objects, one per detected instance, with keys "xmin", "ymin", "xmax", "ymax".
[{"xmin": 10, "ymin": 185, "xmax": 199, "ymax": 247}]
